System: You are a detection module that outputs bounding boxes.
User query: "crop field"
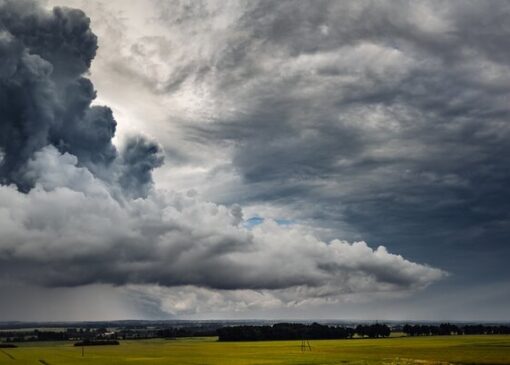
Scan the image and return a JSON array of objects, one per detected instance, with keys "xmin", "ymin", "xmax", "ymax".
[{"xmin": 1, "ymin": 335, "xmax": 509, "ymax": 365}]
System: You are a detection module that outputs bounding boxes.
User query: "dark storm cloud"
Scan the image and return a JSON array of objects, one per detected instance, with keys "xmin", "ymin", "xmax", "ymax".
[
  {"xmin": 0, "ymin": 0, "xmax": 445, "ymax": 302},
  {"xmin": 1, "ymin": 2, "xmax": 97, "ymax": 77},
  {"xmin": 120, "ymin": 136, "xmax": 164, "ymax": 199},
  {"xmin": 0, "ymin": 0, "xmax": 160, "ymax": 196},
  {"xmin": 152, "ymin": 0, "xmax": 510, "ymax": 277}
]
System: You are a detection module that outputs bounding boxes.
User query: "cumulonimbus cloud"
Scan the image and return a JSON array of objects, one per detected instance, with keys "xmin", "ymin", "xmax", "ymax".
[
  {"xmin": 0, "ymin": 0, "xmax": 446, "ymax": 311},
  {"xmin": 0, "ymin": 0, "xmax": 162, "ymax": 197}
]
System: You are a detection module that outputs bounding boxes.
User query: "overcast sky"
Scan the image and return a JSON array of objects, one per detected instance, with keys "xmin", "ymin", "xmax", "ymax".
[{"xmin": 0, "ymin": 0, "xmax": 509, "ymax": 321}]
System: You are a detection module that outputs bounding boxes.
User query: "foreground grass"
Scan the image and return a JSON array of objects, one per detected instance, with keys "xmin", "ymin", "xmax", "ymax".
[{"xmin": 2, "ymin": 335, "xmax": 510, "ymax": 364}]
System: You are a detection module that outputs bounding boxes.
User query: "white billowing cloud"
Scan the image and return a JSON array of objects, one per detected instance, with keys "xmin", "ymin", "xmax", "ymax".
[
  {"xmin": 23, "ymin": 146, "xmax": 112, "ymax": 195},
  {"xmin": 0, "ymin": 145, "xmax": 445, "ymax": 314}
]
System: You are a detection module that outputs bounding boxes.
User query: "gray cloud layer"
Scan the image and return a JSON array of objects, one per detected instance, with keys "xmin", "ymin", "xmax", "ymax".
[
  {"xmin": 111, "ymin": 0, "xmax": 510, "ymax": 277},
  {"xmin": 0, "ymin": 0, "xmax": 446, "ymax": 313}
]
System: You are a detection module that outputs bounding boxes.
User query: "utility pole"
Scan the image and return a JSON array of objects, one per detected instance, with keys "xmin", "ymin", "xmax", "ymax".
[{"xmin": 301, "ymin": 337, "xmax": 312, "ymax": 352}]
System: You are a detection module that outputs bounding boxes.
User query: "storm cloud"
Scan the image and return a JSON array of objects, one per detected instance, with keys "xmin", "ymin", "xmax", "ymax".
[
  {"xmin": 0, "ymin": 0, "xmax": 448, "ymax": 315},
  {"xmin": 0, "ymin": 0, "xmax": 161, "ymax": 196},
  {"xmin": 33, "ymin": 0, "xmax": 510, "ymax": 318},
  {"xmin": 97, "ymin": 0, "xmax": 510, "ymax": 279}
]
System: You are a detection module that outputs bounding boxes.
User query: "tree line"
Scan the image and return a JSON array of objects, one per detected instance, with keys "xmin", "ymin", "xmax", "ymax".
[
  {"xmin": 217, "ymin": 323, "xmax": 391, "ymax": 341},
  {"xmin": 403, "ymin": 323, "xmax": 510, "ymax": 336},
  {"xmin": 2, "ymin": 322, "xmax": 509, "ymax": 344}
]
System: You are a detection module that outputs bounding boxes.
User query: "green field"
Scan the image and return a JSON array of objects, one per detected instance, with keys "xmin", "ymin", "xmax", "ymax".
[{"xmin": 1, "ymin": 335, "xmax": 509, "ymax": 365}]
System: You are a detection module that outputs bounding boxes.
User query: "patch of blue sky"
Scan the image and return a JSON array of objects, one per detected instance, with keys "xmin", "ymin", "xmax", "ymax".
[
  {"xmin": 243, "ymin": 217, "xmax": 295, "ymax": 229},
  {"xmin": 243, "ymin": 216, "xmax": 264, "ymax": 229},
  {"xmin": 275, "ymin": 218, "xmax": 294, "ymax": 226}
]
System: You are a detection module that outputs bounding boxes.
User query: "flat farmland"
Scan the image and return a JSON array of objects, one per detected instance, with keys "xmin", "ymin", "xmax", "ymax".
[{"xmin": 1, "ymin": 335, "xmax": 509, "ymax": 365}]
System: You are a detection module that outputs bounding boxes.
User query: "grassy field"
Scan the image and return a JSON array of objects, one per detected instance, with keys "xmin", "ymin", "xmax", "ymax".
[{"xmin": 1, "ymin": 335, "xmax": 509, "ymax": 365}]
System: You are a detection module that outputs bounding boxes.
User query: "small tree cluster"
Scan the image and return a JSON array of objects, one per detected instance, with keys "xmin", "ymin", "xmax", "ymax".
[{"xmin": 355, "ymin": 324, "xmax": 391, "ymax": 338}]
